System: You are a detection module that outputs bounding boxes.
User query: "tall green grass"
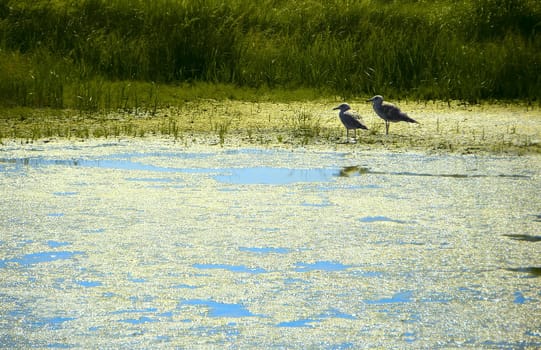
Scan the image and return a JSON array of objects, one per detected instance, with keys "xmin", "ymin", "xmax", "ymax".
[{"xmin": 0, "ymin": 0, "xmax": 540, "ymax": 109}]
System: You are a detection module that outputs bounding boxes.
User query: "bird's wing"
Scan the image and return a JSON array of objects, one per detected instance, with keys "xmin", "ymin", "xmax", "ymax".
[
  {"xmin": 345, "ymin": 109, "xmax": 362, "ymax": 121},
  {"xmin": 381, "ymin": 103, "xmax": 418, "ymax": 123},
  {"xmin": 344, "ymin": 110, "xmax": 368, "ymax": 129},
  {"xmin": 381, "ymin": 103, "xmax": 409, "ymax": 121}
]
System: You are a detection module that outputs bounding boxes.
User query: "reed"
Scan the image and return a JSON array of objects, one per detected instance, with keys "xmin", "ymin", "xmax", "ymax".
[{"xmin": 0, "ymin": 0, "xmax": 539, "ymax": 108}]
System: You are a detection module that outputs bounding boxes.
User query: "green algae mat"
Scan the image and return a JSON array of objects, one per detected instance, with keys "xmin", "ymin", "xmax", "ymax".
[{"xmin": 1, "ymin": 140, "xmax": 540, "ymax": 348}]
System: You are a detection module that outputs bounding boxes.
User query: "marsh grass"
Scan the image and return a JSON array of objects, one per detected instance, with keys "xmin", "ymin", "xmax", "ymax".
[
  {"xmin": 1, "ymin": 0, "xmax": 540, "ymax": 107},
  {"xmin": 286, "ymin": 110, "xmax": 322, "ymax": 139},
  {"xmin": 0, "ymin": 100, "xmax": 539, "ymax": 154},
  {"xmin": 70, "ymin": 80, "xmax": 161, "ymax": 116},
  {"xmin": 212, "ymin": 119, "xmax": 232, "ymax": 146}
]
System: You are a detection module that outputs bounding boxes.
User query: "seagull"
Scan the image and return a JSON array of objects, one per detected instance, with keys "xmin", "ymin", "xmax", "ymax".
[
  {"xmin": 367, "ymin": 95, "xmax": 418, "ymax": 135},
  {"xmin": 333, "ymin": 103, "xmax": 368, "ymax": 140}
]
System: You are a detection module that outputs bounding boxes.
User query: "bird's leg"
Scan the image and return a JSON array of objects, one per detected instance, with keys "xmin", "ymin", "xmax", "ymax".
[{"xmin": 385, "ymin": 121, "xmax": 389, "ymax": 135}]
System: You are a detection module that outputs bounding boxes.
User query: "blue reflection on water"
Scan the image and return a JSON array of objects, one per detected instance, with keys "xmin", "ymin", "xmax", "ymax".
[
  {"xmin": 403, "ymin": 331, "xmax": 417, "ymax": 343},
  {"xmin": 31, "ymin": 316, "xmax": 76, "ymax": 329},
  {"xmin": 294, "ymin": 261, "xmax": 352, "ymax": 272},
  {"xmin": 365, "ymin": 291, "xmax": 414, "ymax": 304},
  {"xmin": 118, "ymin": 316, "xmax": 158, "ymax": 324},
  {"xmin": 513, "ymin": 291, "xmax": 534, "ymax": 304},
  {"xmin": 111, "ymin": 308, "xmax": 158, "ymax": 315},
  {"xmin": 239, "ymin": 247, "xmax": 290, "ymax": 254},
  {"xmin": 284, "ymin": 278, "xmax": 309, "ymax": 285},
  {"xmin": 0, "ymin": 156, "xmax": 211, "ymax": 174},
  {"xmin": 214, "ymin": 167, "xmax": 336, "ymax": 185},
  {"xmin": 0, "ymin": 251, "xmax": 84, "ymax": 268},
  {"xmin": 277, "ymin": 318, "xmax": 319, "ymax": 328},
  {"xmin": 181, "ymin": 299, "xmax": 257, "ymax": 317},
  {"xmin": 83, "ymin": 228, "xmax": 105, "ymax": 234},
  {"xmin": 53, "ymin": 191, "xmax": 78, "ymax": 196},
  {"xmin": 276, "ymin": 308, "xmax": 356, "ymax": 329},
  {"xmin": 214, "ymin": 167, "xmax": 337, "ymax": 185},
  {"xmin": 193, "ymin": 263, "xmax": 266, "ymax": 274},
  {"xmin": 45, "ymin": 342, "xmax": 73, "ymax": 348},
  {"xmin": 319, "ymin": 308, "xmax": 357, "ymax": 320},
  {"xmin": 359, "ymin": 216, "xmax": 407, "ymax": 224},
  {"xmin": 172, "ymin": 283, "xmax": 199, "ymax": 289},
  {"xmin": 514, "ymin": 291, "xmax": 526, "ymax": 304},
  {"xmin": 301, "ymin": 199, "xmax": 333, "ymax": 207},
  {"xmin": 127, "ymin": 274, "xmax": 147, "ymax": 283},
  {"xmin": 0, "ymin": 155, "xmax": 341, "ymax": 185},
  {"xmin": 76, "ymin": 280, "xmax": 102, "ymax": 288},
  {"xmin": 330, "ymin": 342, "xmax": 355, "ymax": 349},
  {"xmin": 47, "ymin": 241, "xmax": 71, "ymax": 248}
]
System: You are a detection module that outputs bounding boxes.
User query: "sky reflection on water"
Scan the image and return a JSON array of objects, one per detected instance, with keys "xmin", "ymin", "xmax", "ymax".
[{"xmin": 0, "ymin": 145, "xmax": 539, "ymax": 348}]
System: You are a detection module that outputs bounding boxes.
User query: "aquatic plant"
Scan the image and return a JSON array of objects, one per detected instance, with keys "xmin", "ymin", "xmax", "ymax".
[
  {"xmin": 213, "ymin": 119, "xmax": 232, "ymax": 146},
  {"xmin": 286, "ymin": 110, "xmax": 321, "ymax": 140}
]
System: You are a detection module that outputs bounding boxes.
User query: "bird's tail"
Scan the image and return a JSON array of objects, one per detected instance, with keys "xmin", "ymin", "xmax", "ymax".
[{"xmin": 404, "ymin": 114, "xmax": 419, "ymax": 124}]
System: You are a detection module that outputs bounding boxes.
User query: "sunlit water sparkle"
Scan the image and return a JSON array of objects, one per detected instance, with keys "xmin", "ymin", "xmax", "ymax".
[{"xmin": 0, "ymin": 142, "xmax": 540, "ymax": 348}]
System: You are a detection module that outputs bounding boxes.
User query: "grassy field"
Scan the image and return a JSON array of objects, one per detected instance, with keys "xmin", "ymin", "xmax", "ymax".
[{"xmin": 1, "ymin": 0, "xmax": 540, "ymax": 107}]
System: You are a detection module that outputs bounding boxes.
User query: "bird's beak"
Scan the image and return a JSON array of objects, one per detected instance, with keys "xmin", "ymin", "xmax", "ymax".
[
  {"xmin": 332, "ymin": 106, "xmax": 339, "ymax": 110},
  {"xmin": 366, "ymin": 98, "xmax": 373, "ymax": 102}
]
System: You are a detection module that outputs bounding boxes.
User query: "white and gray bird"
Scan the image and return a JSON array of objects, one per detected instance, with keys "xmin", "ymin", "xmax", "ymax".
[
  {"xmin": 367, "ymin": 95, "xmax": 418, "ymax": 135},
  {"xmin": 333, "ymin": 103, "xmax": 368, "ymax": 140}
]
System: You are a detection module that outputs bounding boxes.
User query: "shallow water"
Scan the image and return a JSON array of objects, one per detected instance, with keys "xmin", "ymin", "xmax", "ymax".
[{"xmin": 0, "ymin": 141, "xmax": 540, "ymax": 348}]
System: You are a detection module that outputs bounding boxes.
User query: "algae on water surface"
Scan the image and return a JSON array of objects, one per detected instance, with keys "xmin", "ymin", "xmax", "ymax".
[{"xmin": 0, "ymin": 141, "xmax": 540, "ymax": 348}]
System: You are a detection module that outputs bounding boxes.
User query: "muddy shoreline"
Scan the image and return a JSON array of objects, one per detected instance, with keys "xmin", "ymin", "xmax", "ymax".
[{"xmin": 1, "ymin": 100, "xmax": 540, "ymax": 154}]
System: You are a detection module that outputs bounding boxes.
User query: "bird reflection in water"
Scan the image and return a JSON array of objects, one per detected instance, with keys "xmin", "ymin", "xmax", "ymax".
[{"xmin": 338, "ymin": 165, "xmax": 370, "ymax": 177}]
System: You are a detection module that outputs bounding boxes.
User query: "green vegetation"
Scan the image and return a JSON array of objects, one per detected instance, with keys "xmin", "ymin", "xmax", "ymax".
[{"xmin": 1, "ymin": 0, "xmax": 540, "ymax": 110}]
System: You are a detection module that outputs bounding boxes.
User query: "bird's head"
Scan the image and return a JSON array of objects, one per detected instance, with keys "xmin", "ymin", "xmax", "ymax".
[
  {"xmin": 367, "ymin": 95, "xmax": 383, "ymax": 104},
  {"xmin": 333, "ymin": 103, "xmax": 351, "ymax": 111}
]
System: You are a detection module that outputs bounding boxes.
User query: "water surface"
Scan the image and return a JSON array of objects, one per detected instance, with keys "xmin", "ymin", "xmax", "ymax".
[{"xmin": 0, "ymin": 142, "xmax": 540, "ymax": 348}]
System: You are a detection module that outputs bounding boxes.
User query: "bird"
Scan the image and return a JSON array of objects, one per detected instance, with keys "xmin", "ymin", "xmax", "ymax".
[
  {"xmin": 333, "ymin": 103, "xmax": 368, "ymax": 141},
  {"xmin": 367, "ymin": 95, "xmax": 418, "ymax": 135}
]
